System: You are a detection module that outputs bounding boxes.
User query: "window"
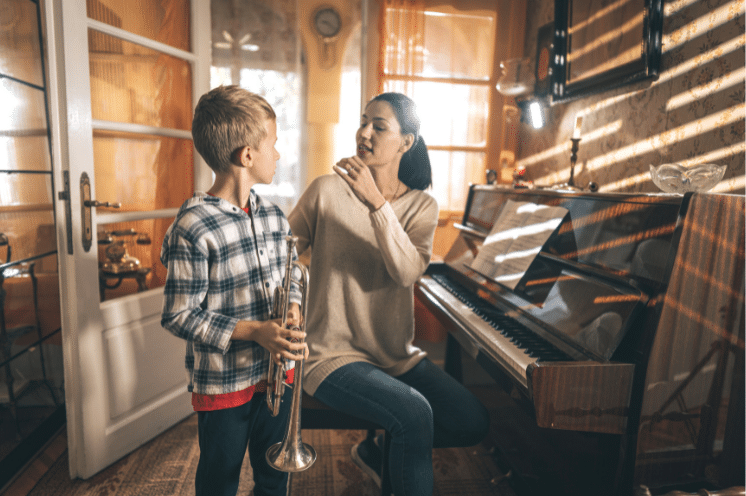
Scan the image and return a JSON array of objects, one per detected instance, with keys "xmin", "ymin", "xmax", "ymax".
[
  {"xmin": 379, "ymin": 2, "xmax": 497, "ymax": 211},
  {"xmin": 210, "ymin": 0, "xmax": 305, "ymax": 214}
]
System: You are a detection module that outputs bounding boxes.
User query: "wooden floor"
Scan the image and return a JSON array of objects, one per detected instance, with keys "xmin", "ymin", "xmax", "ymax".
[
  {"xmin": 2, "ymin": 340, "xmax": 499, "ymax": 496},
  {"xmin": 2, "ymin": 427, "xmax": 67, "ymax": 496}
]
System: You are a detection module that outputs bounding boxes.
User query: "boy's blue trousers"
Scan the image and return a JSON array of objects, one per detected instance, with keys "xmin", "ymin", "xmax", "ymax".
[{"xmin": 195, "ymin": 387, "xmax": 292, "ymax": 496}]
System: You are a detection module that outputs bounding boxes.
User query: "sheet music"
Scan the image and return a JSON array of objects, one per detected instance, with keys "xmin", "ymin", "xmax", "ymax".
[{"xmin": 468, "ymin": 200, "xmax": 569, "ymax": 289}]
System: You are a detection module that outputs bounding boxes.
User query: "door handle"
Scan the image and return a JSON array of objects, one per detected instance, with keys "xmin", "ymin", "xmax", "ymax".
[
  {"xmin": 80, "ymin": 172, "xmax": 121, "ymax": 252},
  {"xmin": 84, "ymin": 200, "xmax": 122, "ymax": 208}
]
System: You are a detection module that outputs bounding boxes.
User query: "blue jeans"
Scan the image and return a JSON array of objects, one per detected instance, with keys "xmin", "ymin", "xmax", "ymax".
[
  {"xmin": 195, "ymin": 389, "xmax": 292, "ymax": 496},
  {"xmin": 313, "ymin": 358, "xmax": 490, "ymax": 496}
]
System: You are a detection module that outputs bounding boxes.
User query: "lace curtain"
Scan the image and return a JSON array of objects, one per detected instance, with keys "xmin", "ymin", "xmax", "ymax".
[{"xmin": 378, "ymin": 0, "xmax": 426, "ymax": 83}]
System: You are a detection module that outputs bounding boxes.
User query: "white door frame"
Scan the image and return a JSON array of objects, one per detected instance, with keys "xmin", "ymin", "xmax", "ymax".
[{"xmin": 43, "ymin": 0, "xmax": 212, "ymax": 478}]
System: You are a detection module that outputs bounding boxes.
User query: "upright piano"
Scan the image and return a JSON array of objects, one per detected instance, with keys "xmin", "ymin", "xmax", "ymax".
[{"xmin": 416, "ymin": 185, "xmax": 744, "ymax": 496}]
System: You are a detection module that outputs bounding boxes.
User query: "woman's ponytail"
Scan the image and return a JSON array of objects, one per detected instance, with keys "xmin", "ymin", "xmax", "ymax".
[{"xmin": 399, "ymin": 135, "xmax": 432, "ymax": 190}]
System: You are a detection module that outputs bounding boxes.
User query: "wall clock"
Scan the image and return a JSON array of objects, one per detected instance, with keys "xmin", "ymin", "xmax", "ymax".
[
  {"xmin": 312, "ymin": 6, "xmax": 342, "ymax": 69},
  {"xmin": 313, "ymin": 7, "xmax": 341, "ymax": 39}
]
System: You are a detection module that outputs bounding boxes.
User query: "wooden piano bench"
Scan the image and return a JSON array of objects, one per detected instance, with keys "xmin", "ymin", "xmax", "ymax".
[{"xmin": 301, "ymin": 392, "xmax": 392, "ymax": 496}]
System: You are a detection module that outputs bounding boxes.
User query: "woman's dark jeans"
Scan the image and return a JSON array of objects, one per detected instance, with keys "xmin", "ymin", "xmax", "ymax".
[{"xmin": 313, "ymin": 358, "xmax": 490, "ymax": 495}]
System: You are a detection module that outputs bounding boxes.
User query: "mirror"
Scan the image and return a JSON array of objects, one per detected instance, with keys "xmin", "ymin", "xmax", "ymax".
[{"xmin": 551, "ymin": 0, "xmax": 663, "ymax": 102}]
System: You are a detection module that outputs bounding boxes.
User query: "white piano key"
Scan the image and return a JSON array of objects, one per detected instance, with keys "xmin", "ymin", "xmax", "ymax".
[{"xmin": 418, "ymin": 276, "xmax": 534, "ymax": 388}]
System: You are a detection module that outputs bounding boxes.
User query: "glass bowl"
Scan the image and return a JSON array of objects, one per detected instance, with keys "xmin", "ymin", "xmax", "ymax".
[{"xmin": 649, "ymin": 163, "xmax": 727, "ymax": 194}]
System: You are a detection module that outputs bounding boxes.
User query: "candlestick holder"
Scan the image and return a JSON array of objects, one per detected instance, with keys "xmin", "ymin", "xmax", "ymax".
[
  {"xmin": 551, "ymin": 137, "xmax": 583, "ymax": 191},
  {"xmin": 568, "ymin": 137, "xmax": 581, "ymax": 187}
]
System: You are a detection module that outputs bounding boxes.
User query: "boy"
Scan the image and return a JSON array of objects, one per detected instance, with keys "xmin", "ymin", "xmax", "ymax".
[{"xmin": 161, "ymin": 85, "xmax": 306, "ymax": 496}]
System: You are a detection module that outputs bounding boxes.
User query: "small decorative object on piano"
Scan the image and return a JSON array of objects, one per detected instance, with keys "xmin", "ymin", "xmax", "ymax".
[
  {"xmin": 649, "ymin": 163, "xmax": 727, "ymax": 194},
  {"xmin": 512, "ymin": 165, "xmax": 532, "ymax": 189}
]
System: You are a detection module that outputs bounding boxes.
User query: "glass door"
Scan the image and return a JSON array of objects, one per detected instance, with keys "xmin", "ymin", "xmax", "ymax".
[
  {"xmin": 46, "ymin": 0, "xmax": 211, "ymax": 478},
  {"xmin": 0, "ymin": 0, "xmax": 65, "ymax": 487}
]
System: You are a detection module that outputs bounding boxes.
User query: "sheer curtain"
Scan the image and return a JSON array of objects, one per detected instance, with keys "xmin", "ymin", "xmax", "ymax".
[
  {"xmin": 210, "ymin": 0, "xmax": 304, "ymax": 214},
  {"xmin": 378, "ymin": 0, "xmax": 497, "ymax": 212},
  {"xmin": 379, "ymin": 0, "xmax": 426, "ymax": 82}
]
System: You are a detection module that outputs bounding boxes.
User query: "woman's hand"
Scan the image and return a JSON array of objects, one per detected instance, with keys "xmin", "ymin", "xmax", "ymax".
[{"xmin": 334, "ymin": 156, "xmax": 386, "ymax": 211}]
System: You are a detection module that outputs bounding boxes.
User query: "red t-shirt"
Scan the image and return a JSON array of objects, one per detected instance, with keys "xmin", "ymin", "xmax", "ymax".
[{"xmin": 192, "ymin": 368, "xmax": 294, "ymax": 411}]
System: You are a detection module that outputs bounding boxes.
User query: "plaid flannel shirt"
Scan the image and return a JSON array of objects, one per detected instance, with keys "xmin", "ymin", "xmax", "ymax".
[{"xmin": 161, "ymin": 191, "xmax": 302, "ymax": 395}]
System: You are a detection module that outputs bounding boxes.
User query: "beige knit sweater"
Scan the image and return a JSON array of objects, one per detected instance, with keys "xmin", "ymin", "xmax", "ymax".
[{"xmin": 287, "ymin": 174, "xmax": 439, "ymax": 395}]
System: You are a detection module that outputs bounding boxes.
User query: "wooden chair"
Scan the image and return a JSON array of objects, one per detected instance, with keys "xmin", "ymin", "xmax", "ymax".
[{"xmin": 300, "ymin": 392, "xmax": 392, "ymax": 495}]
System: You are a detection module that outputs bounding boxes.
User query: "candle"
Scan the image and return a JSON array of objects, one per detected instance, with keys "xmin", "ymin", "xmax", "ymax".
[{"xmin": 572, "ymin": 115, "xmax": 583, "ymax": 140}]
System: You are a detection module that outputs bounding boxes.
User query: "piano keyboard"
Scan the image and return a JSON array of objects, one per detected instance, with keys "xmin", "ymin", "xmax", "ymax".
[{"xmin": 419, "ymin": 274, "xmax": 571, "ymax": 388}]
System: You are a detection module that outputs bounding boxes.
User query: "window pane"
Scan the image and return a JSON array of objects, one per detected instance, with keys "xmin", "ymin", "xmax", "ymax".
[
  {"xmin": 210, "ymin": 0, "xmax": 306, "ymax": 214},
  {"xmin": 0, "ymin": 172, "xmax": 52, "ymax": 210},
  {"xmin": 87, "ymin": 0, "xmax": 191, "ymax": 52},
  {"xmin": 383, "ymin": 9, "xmax": 495, "ymax": 80},
  {"xmin": 1, "ymin": 251, "xmax": 59, "ymax": 339},
  {"xmin": 0, "ymin": 79, "xmax": 51, "ymax": 173},
  {"xmin": 383, "ymin": 80, "xmax": 489, "ymax": 147},
  {"xmin": 239, "ymin": 69, "xmax": 302, "ymax": 214},
  {"xmin": 0, "ymin": 202, "xmax": 55, "ymax": 263},
  {"xmin": 88, "ymin": 30, "xmax": 193, "ymax": 130},
  {"xmin": 422, "ymin": 11, "xmax": 495, "ymax": 80},
  {"xmin": 382, "ymin": 7, "xmax": 425, "ymax": 76},
  {"xmin": 0, "ymin": 0, "xmax": 44, "ymax": 86},
  {"xmin": 97, "ymin": 218, "xmax": 173, "ymax": 301},
  {"xmin": 92, "ymin": 131, "xmax": 193, "ymax": 211},
  {"xmin": 0, "ymin": 0, "xmax": 63, "ymax": 465},
  {"xmin": 430, "ymin": 150, "xmax": 485, "ymax": 211}
]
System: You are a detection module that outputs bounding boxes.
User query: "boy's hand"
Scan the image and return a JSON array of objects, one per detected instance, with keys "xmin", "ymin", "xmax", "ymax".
[
  {"xmin": 232, "ymin": 318, "xmax": 308, "ymax": 365},
  {"xmin": 284, "ymin": 303, "xmax": 309, "ymax": 361}
]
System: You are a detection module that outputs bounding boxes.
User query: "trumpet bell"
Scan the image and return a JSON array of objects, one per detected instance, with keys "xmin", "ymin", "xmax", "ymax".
[{"xmin": 265, "ymin": 436, "xmax": 317, "ymax": 472}]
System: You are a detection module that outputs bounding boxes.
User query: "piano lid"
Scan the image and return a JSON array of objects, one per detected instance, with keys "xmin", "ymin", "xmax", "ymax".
[
  {"xmin": 443, "ymin": 186, "xmax": 686, "ymax": 361},
  {"xmin": 461, "ymin": 187, "xmax": 684, "ymax": 287}
]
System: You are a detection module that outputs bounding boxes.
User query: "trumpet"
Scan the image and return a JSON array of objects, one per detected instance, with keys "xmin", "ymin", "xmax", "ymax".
[{"xmin": 265, "ymin": 236, "xmax": 316, "ymax": 472}]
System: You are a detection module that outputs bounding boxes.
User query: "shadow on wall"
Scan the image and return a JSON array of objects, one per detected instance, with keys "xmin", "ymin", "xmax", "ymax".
[{"xmin": 517, "ymin": 0, "xmax": 745, "ymax": 195}]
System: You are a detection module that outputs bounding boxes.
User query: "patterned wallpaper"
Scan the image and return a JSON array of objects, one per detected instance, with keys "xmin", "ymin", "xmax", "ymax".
[{"xmin": 515, "ymin": 0, "xmax": 745, "ymax": 195}]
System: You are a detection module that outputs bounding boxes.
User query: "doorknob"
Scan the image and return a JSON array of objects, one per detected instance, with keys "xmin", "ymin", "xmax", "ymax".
[
  {"xmin": 84, "ymin": 200, "xmax": 122, "ymax": 208},
  {"xmin": 80, "ymin": 172, "xmax": 120, "ymax": 252}
]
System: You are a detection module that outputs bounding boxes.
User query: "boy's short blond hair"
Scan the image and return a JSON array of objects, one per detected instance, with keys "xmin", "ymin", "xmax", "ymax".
[{"xmin": 191, "ymin": 85, "xmax": 276, "ymax": 174}]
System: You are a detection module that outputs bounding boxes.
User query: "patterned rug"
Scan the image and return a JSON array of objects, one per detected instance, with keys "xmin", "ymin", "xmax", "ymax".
[
  {"xmin": 289, "ymin": 429, "xmax": 510, "ymax": 496},
  {"xmin": 28, "ymin": 414, "xmax": 515, "ymax": 495}
]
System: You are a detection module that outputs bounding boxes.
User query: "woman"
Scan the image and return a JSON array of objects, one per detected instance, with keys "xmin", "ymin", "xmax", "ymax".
[{"xmin": 288, "ymin": 92, "xmax": 489, "ymax": 495}]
